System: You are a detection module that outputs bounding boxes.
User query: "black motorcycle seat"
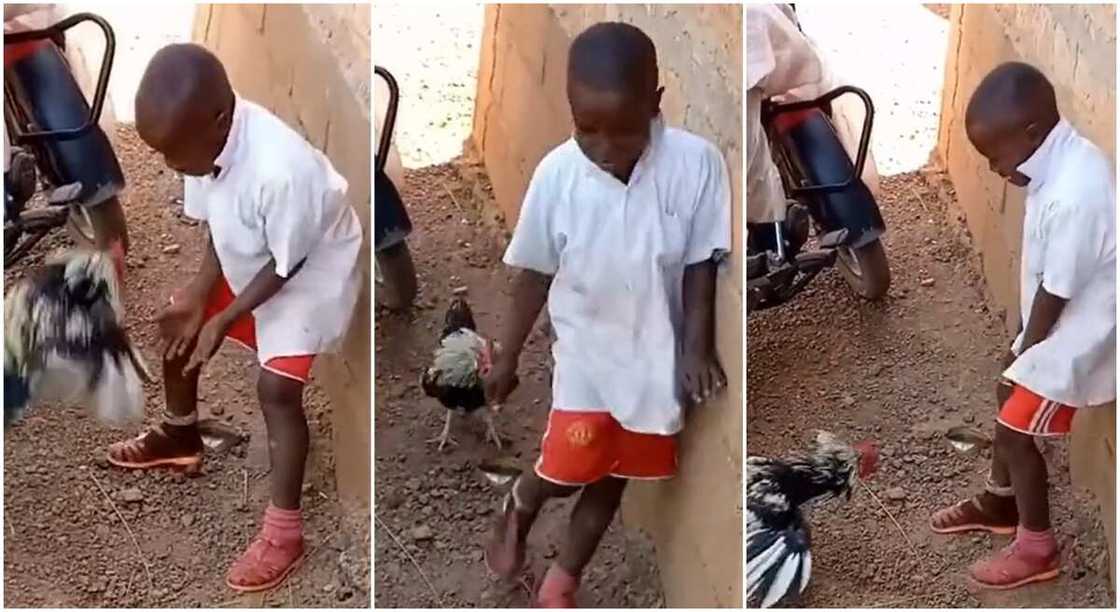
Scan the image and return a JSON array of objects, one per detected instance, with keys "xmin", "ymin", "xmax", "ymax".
[
  {"xmin": 5, "ymin": 39, "xmax": 124, "ymax": 206},
  {"xmin": 770, "ymin": 107, "xmax": 884, "ymax": 247}
]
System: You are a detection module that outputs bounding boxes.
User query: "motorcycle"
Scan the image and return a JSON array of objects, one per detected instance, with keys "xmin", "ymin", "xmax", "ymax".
[
  {"xmin": 4, "ymin": 11, "xmax": 129, "ymax": 268},
  {"xmin": 746, "ymin": 84, "xmax": 891, "ymax": 311},
  {"xmin": 374, "ymin": 65, "xmax": 417, "ymax": 310}
]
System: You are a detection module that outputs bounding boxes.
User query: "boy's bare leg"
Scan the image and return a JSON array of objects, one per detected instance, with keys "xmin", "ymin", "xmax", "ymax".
[
  {"xmin": 968, "ymin": 423, "xmax": 1059, "ymax": 589},
  {"xmin": 226, "ymin": 370, "xmax": 308, "ymax": 592},
  {"xmin": 257, "ymin": 371, "xmax": 309, "ymax": 509},
  {"xmin": 995, "ymin": 424, "xmax": 1050, "ymax": 531},
  {"xmin": 486, "ymin": 470, "xmax": 579, "ymax": 578},
  {"xmin": 107, "ymin": 343, "xmax": 204, "ymax": 467},
  {"xmin": 557, "ymin": 476, "xmax": 626, "ymax": 576}
]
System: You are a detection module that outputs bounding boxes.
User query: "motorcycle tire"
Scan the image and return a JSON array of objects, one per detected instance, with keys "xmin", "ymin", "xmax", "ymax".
[
  {"xmin": 375, "ymin": 240, "xmax": 417, "ymax": 311},
  {"xmin": 837, "ymin": 238, "xmax": 890, "ymax": 300},
  {"xmin": 67, "ymin": 195, "xmax": 129, "ymax": 253}
]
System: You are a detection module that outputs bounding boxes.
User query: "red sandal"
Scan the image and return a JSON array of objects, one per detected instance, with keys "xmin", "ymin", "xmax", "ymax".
[
  {"xmin": 226, "ymin": 534, "xmax": 305, "ymax": 592},
  {"xmin": 107, "ymin": 424, "xmax": 203, "ymax": 472}
]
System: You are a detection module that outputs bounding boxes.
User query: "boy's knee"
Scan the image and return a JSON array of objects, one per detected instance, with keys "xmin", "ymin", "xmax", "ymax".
[{"xmin": 257, "ymin": 371, "xmax": 304, "ymax": 410}]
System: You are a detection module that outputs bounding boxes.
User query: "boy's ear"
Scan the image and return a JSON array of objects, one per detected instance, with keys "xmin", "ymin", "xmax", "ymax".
[
  {"xmin": 1024, "ymin": 120, "xmax": 1045, "ymax": 146},
  {"xmin": 653, "ymin": 86, "xmax": 664, "ymax": 114}
]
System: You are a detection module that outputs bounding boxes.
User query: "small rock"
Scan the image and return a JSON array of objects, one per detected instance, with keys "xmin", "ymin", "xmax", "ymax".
[
  {"xmin": 117, "ymin": 487, "xmax": 144, "ymax": 503},
  {"xmin": 920, "ymin": 277, "xmax": 936, "ymax": 287},
  {"xmin": 885, "ymin": 487, "xmax": 908, "ymax": 502},
  {"xmin": 210, "ymin": 404, "xmax": 225, "ymax": 417},
  {"xmin": 411, "ymin": 524, "xmax": 434, "ymax": 541},
  {"xmin": 181, "ymin": 514, "xmax": 195, "ymax": 528},
  {"xmin": 162, "ymin": 244, "xmax": 181, "ymax": 255},
  {"xmin": 452, "ymin": 285, "xmax": 469, "ymax": 296}
]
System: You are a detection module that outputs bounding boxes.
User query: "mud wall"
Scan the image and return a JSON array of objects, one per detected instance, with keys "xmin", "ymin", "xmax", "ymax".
[
  {"xmin": 471, "ymin": 5, "xmax": 743, "ymax": 606},
  {"xmin": 193, "ymin": 4, "xmax": 372, "ymax": 509},
  {"xmin": 936, "ymin": 4, "xmax": 1116, "ymax": 585}
]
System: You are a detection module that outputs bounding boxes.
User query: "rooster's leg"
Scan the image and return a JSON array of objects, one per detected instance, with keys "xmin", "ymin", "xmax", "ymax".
[
  {"xmin": 427, "ymin": 410, "xmax": 458, "ymax": 451},
  {"xmin": 484, "ymin": 410, "xmax": 503, "ymax": 450}
]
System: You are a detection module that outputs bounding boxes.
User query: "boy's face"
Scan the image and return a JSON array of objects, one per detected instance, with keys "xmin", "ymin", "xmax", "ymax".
[
  {"xmin": 137, "ymin": 108, "xmax": 229, "ymax": 177},
  {"xmin": 568, "ymin": 80, "xmax": 662, "ymax": 179},
  {"xmin": 965, "ymin": 119, "xmax": 1044, "ymax": 187}
]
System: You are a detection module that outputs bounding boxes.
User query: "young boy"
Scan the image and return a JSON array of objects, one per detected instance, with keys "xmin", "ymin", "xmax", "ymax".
[
  {"xmin": 929, "ymin": 62, "xmax": 1116, "ymax": 589},
  {"xmin": 483, "ymin": 22, "xmax": 730, "ymax": 606},
  {"xmin": 109, "ymin": 44, "xmax": 362, "ymax": 592}
]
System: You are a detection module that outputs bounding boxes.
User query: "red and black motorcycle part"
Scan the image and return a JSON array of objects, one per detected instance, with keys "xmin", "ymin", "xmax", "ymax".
[
  {"xmin": 4, "ymin": 36, "xmax": 124, "ymax": 209},
  {"xmin": 764, "ymin": 93, "xmax": 885, "ymax": 249}
]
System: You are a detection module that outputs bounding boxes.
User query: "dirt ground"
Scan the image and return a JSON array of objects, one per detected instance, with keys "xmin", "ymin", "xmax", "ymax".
[
  {"xmin": 373, "ymin": 162, "xmax": 664, "ymax": 608},
  {"xmin": 3, "ymin": 126, "xmax": 370, "ymax": 608},
  {"xmin": 747, "ymin": 171, "xmax": 1114, "ymax": 608}
]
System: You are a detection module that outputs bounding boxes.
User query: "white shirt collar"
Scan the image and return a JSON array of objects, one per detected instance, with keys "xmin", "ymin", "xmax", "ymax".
[
  {"xmin": 211, "ymin": 94, "xmax": 245, "ymax": 181},
  {"xmin": 1016, "ymin": 118, "xmax": 1072, "ymax": 193}
]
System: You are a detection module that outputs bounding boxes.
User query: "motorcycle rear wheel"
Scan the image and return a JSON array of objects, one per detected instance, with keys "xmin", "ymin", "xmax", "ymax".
[{"xmin": 837, "ymin": 238, "xmax": 890, "ymax": 300}]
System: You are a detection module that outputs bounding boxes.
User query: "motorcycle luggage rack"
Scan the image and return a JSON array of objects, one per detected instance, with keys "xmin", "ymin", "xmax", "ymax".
[
  {"xmin": 374, "ymin": 65, "xmax": 399, "ymax": 174},
  {"xmin": 764, "ymin": 85, "xmax": 875, "ymax": 196},
  {"xmin": 4, "ymin": 12, "xmax": 115, "ymax": 144}
]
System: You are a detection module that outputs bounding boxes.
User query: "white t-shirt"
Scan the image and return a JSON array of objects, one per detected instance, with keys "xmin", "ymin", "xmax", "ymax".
[
  {"xmin": 183, "ymin": 96, "xmax": 363, "ymax": 363},
  {"xmin": 503, "ymin": 118, "xmax": 732, "ymax": 435},
  {"xmin": 745, "ymin": 4, "xmax": 824, "ymax": 224},
  {"xmin": 1004, "ymin": 119, "xmax": 1116, "ymax": 407}
]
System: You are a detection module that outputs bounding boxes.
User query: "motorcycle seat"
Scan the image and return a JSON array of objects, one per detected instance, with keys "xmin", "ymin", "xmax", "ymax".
[{"xmin": 4, "ymin": 39, "xmax": 124, "ymax": 207}]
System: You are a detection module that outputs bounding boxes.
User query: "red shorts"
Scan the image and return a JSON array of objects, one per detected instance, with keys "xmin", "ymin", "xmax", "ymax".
[
  {"xmin": 998, "ymin": 384, "xmax": 1075, "ymax": 436},
  {"xmin": 534, "ymin": 410, "xmax": 678, "ymax": 485},
  {"xmin": 174, "ymin": 278, "xmax": 315, "ymax": 384}
]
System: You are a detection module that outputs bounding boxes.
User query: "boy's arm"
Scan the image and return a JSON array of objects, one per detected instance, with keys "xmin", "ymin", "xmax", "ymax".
[
  {"xmin": 1018, "ymin": 283, "xmax": 1068, "ymax": 354},
  {"xmin": 218, "ymin": 257, "xmax": 306, "ymax": 324},
  {"xmin": 184, "ymin": 257, "xmax": 305, "ymax": 373},
  {"xmin": 486, "ymin": 269, "xmax": 551, "ymax": 403},
  {"xmin": 184, "ymin": 232, "xmax": 222, "ymax": 300},
  {"xmin": 681, "ymin": 259, "xmax": 726, "ymax": 406}
]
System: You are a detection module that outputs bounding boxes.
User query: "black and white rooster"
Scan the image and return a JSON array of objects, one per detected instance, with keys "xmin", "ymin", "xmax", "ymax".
[
  {"xmin": 4, "ymin": 248, "xmax": 152, "ymax": 428},
  {"xmin": 420, "ymin": 296, "xmax": 513, "ymax": 451},
  {"xmin": 746, "ymin": 431, "xmax": 879, "ymax": 608}
]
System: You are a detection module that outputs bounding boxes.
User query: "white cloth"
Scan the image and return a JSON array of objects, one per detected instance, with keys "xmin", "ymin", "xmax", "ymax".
[
  {"xmin": 1004, "ymin": 119, "xmax": 1116, "ymax": 407},
  {"xmin": 503, "ymin": 118, "xmax": 731, "ymax": 435},
  {"xmin": 183, "ymin": 96, "xmax": 362, "ymax": 363},
  {"xmin": 745, "ymin": 4, "xmax": 824, "ymax": 224}
]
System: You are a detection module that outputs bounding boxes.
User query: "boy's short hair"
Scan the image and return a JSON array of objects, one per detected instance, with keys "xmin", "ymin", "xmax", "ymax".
[
  {"xmin": 966, "ymin": 61, "xmax": 1056, "ymax": 126},
  {"xmin": 568, "ymin": 22, "xmax": 658, "ymax": 96}
]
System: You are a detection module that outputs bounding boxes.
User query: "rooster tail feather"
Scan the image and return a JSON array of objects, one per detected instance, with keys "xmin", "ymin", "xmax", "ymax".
[
  {"xmin": 746, "ymin": 522, "xmax": 811, "ymax": 608},
  {"xmin": 90, "ymin": 351, "xmax": 145, "ymax": 427},
  {"xmin": 4, "ymin": 370, "xmax": 31, "ymax": 428}
]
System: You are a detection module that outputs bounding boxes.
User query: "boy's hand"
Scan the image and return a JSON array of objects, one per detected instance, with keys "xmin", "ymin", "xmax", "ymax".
[
  {"xmin": 157, "ymin": 293, "xmax": 206, "ymax": 360},
  {"xmin": 484, "ymin": 355, "xmax": 520, "ymax": 405},
  {"xmin": 184, "ymin": 313, "xmax": 233, "ymax": 374},
  {"xmin": 681, "ymin": 350, "xmax": 726, "ymax": 407}
]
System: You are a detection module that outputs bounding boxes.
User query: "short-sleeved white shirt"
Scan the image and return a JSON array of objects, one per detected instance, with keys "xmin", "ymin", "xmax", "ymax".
[
  {"xmin": 183, "ymin": 96, "xmax": 363, "ymax": 363},
  {"xmin": 1004, "ymin": 119, "xmax": 1116, "ymax": 407},
  {"xmin": 503, "ymin": 118, "xmax": 732, "ymax": 435}
]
